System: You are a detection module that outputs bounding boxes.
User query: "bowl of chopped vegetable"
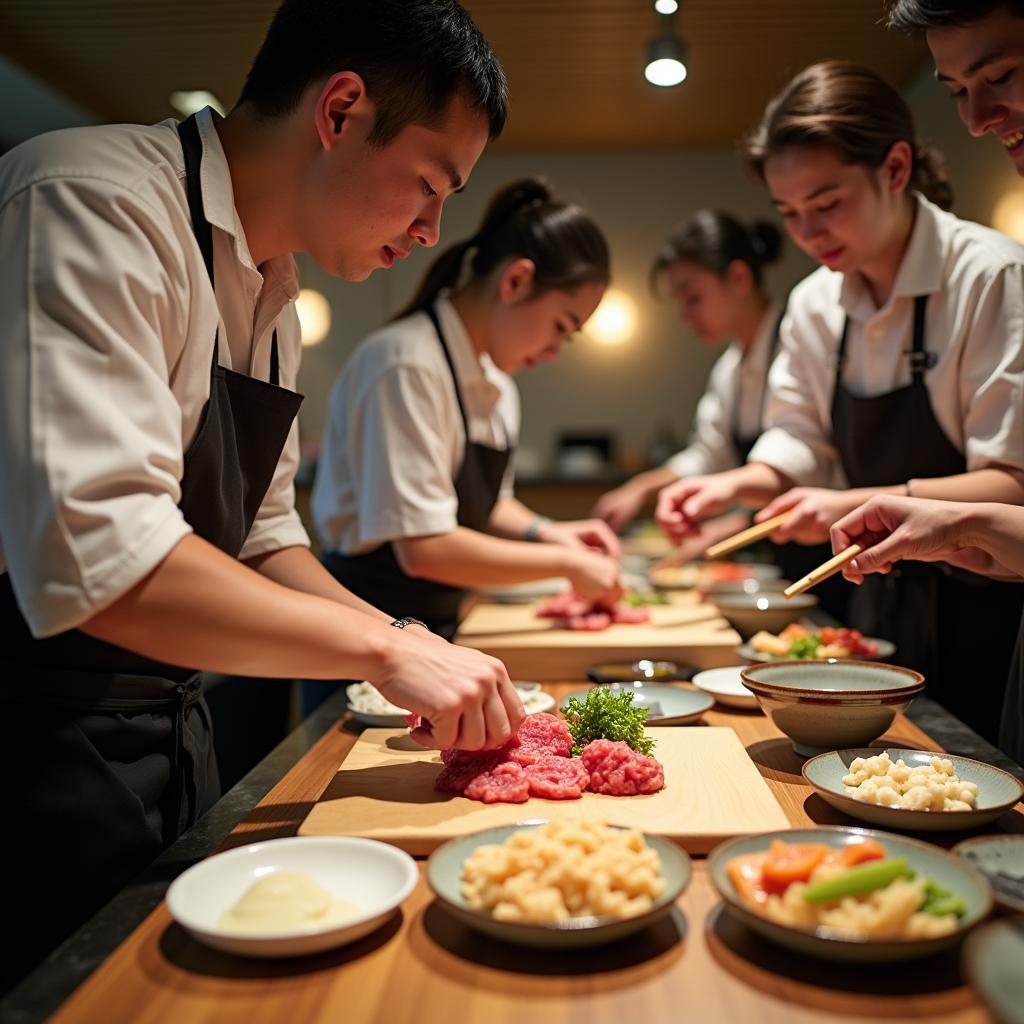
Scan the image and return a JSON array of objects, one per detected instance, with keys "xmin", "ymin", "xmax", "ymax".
[
  {"xmin": 739, "ymin": 624, "xmax": 895, "ymax": 663},
  {"xmin": 709, "ymin": 826, "xmax": 993, "ymax": 962},
  {"xmin": 711, "ymin": 592, "xmax": 818, "ymax": 640},
  {"xmin": 740, "ymin": 660, "xmax": 925, "ymax": 756}
]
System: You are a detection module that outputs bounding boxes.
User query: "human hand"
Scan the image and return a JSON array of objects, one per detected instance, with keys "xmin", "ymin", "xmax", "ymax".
[
  {"xmin": 591, "ymin": 484, "xmax": 646, "ymax": 534},
  {"xmin": 375, "ymin": 633, "xmax": 524, "ymax": 751},
  {"xmin": 565, "ymin": 548, "xmax": 624, "ymax": 604},
  {"xmin": 655, "ymin": 474, "xmax": 740, "ymax": 545},
  {"xmin": 538, "ymin": 517, "xmax": 622, "ymax": 559},
  {"xmin": 756, "ymin": 487, "xmax": 866, "ymax": 546}
]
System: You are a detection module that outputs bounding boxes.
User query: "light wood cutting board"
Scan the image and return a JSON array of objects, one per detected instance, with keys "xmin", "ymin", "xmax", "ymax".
[
  {"xmin": 454, "ymin": 598, "xmax": 741, "ymax": 679},
  {"xmin": 299, "ymin": 726, "xmax": 788, "ymax": 854}
]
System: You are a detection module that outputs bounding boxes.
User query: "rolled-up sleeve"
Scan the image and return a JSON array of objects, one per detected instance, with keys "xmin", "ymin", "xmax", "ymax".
[
  {"xmin": 748, "ymin": 309, "xmax": 841, "ymax": 487},
  {"xmin": 349, "ymin": 362, "xmax": 460, "ymax": 547},
  {"xmin": 959, "ymin": 265, "xmax": 1024, "ymax": 474},
  {"xmin": 0, "ymin": 178, "xmax": 193, "ymax": 637}
]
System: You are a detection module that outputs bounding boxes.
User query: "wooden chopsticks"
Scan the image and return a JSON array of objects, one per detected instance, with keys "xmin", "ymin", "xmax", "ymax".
[
  {"xmin": 704, "ymin": 513, "xmax": 791, "ymax": 560},
  {"xmin": 783, "ymin": 545, "xmax": 863, "ymax": 599}
]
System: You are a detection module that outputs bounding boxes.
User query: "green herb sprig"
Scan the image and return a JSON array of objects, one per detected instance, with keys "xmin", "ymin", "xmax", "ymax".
[{"xmin": 561, "ymin": 687, "xmax": 655, "ymax": 757}]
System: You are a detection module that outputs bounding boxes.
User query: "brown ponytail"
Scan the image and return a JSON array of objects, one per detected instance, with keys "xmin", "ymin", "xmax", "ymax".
[
  {"xmin": 743, "ymin": 59, "xmax": 954, "ymax": 211},
  {"xmin": 394, "ymin": 177, "xmax": 610, "ymax": 319}
]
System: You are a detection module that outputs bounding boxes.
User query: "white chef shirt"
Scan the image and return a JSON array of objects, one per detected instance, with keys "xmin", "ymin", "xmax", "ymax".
[
  {"xmin": 749, "ymin": 194, "xmax": 1024, "ymax": 486},
  {"xmin": 0, "ymin": 106, "xmax": 309, "ymax": 639},
  {"xmin": 665, "ymin": 302, "xmax": 784, "ymax": 479},
  {"xmin": 313, "ymin": 296, "xmax": 520, "ymax": 555}
]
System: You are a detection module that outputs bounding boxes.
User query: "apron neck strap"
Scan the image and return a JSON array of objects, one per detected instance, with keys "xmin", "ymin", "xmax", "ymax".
[
  {"xmin": 176, "ymin": 113, "xmax": 281, "ymax": 387},
  {"xmin": 835, "ymin": 292, "xmax": 930, "ymax": 386},
  {"xmin": 425, "ymin": 304, "xmax": 470, "ymax": 433}
]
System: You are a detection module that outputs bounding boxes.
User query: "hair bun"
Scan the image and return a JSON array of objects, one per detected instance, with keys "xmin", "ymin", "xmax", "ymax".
[{"xmin": 748, "ymin": 221, "xmax": 783, "ymax": 264}]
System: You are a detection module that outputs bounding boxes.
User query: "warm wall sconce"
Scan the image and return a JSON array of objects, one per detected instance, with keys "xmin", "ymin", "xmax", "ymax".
[
  {"xmin": 993, "ymin": 188, "xmax": 1024, "ymax": 244},
  {"xmin": 169, "ymin": 90, "xmax": 226, "ymax": 117},
  {"xmin": 587, "ymin": 289, "xmax": 638, "ymax": 346},
  {"xmin": 296, "ymin": 288, "xmax": 332, "ymax": 346}
]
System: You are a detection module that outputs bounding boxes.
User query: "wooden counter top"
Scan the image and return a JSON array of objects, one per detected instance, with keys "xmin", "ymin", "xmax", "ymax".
[{"xmin": 50, "ymin": 686, "xmax": 1023, "ymax": 1024}]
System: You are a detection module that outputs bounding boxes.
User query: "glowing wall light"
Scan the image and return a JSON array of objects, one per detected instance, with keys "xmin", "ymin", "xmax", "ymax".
[
  {"xmin": 993, "ymin": 189, "xmax": 1024, "ymax": 244},
  {"xmin": 587, "ymin": 289, "xmax": 638, "ymax": 346},
  {"xmin": 296, "ymin": 288, "xmax": 332, "ymax": 346}
]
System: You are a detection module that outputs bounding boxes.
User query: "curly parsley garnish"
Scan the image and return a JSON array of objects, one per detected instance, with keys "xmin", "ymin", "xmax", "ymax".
[{"xmin": 561, "ymin": 687, "xmax": 655, "ymax": 756}]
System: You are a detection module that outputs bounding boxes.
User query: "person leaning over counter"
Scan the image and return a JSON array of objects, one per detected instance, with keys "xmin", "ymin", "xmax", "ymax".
[
  {"xmin": 590, "ymin": 210, "xmax": 850, "ymax": 619},
  {"xmin": 656, "ymin": 59, "xmax": 1024, "ymax": 745},
  {"xmin": 311, "ymin": 177, "xmax": 622, "ymax": 665},
  {"xmin": 0, "ymin": 0, "xmax": 524, "ymax": 990},
  {"xmin": 818, "ymin": 0, "xmax": 1024, "ymax": 767}
]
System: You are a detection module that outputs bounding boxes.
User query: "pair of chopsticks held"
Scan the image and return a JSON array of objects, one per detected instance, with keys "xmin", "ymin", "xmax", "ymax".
[{"xmin": 702, "ymin": 512, "xmax": 862, "ymax": 600}]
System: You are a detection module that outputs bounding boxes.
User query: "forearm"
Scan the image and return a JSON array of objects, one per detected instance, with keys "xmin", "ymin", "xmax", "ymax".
[
  {"xmin": 82, "ymin": 534, "xmax": 397, "ymax": 679},
  {"xmin": 907, "ymin": 467, "xmax": 1024, "ymax": 505},
  {"xmin": 963, "ymin": 503, "xmax": 1024, "ymax": 576},
  {"xmin": 394, "ymin": 527, "xmax": 576, "ymax": 587},
  {"xmin": 245, "ymin": 545, "xmax": 392, "ymax": 623},
  {"xmin": 487, "ymin": 497, "xmax": 539, "ymax": 540},
  {"xmin": 732, "ymin": 463, "xmax": 796, "ymax": 507},
  {"xmin": 635, "ymin": 466, "xmax": 680, "ymax": 499}
]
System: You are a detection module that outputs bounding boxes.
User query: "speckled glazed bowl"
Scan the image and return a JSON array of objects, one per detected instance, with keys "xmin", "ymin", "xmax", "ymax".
[{"xmin": 740, "ymin": 660, "xmax": 925, "ymax": 757}]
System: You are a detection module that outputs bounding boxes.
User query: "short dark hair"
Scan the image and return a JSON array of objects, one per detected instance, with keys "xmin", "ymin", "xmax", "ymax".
[
  {"xmin": 650, "ymin": 211, "xmax": 782, "ymax": 295},
  {"xmin": 237, "ymin": 0, "xmax": 508, "ymax": 145},
  {"xmin": 886, "ymin": 0, "xmax": 1024, "ymax": 32}
]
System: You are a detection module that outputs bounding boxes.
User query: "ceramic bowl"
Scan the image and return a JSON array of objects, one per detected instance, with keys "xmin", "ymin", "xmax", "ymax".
[
  {"xmin": 479, "ymin": 577, "xmax": 570, "ymax": 603},
  {"xmin": 560, "ymin": 682, "xmax": 713, "ymax": 725},
  {"xmin": 586, "ymin": 659, "xmax": 694, "ymax": 684},
  {"xmin": 953, "ymin": 835, "xmax": 1024, "ymax": 914},
  {"xmin": 736, "ymin": 636, "xmax": 896, "ymax": 664},
  {"xmin": 740, "ymin": 660, "xmax": 925, "ymax": 757},
  {"xmin": 802, "ymin": 748, "xmax": 1024, "ymax": 831},
  {"xmin": 703, "ymin": 578, "xmax": 791, "ymax": 599},
  {"xmin": 426, "ymin": 821, "xmax": 691, "ymax": 948},
  {"xmin": 711, "ymin": 592, "xmax": 818, "ymax": 639},
  {"xmin": 166, "ymin": 836, "xmax": 418, "ymax": 958},
  {"xmin": 691, "ymin": 666, "xmax": 760, "ymax": 711},
  {"xmin": 963, "ymin": 919, "xmax": 1024, "ymax": 1024},
  {"xmin": 709, "ymin": 826, "xmax": 993, "ymax": 963}
]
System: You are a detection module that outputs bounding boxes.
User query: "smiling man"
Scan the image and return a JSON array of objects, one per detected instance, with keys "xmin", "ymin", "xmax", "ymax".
[{"xmin": 0, "ymin": 0, "xmax": 521, "ymax": 989}]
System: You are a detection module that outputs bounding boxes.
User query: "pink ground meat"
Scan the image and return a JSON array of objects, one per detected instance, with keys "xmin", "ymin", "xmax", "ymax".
[{"xmin": 580, "ymin": 738, "xmax": 665, "ymax": 796}]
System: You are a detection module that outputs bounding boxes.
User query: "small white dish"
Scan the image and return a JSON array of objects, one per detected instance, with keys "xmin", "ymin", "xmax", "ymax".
[
  {"xmin": 692, "ymin": 666, "xmax": 760, "ymax": 711},
  {"xmin": 166, "ymin": 836, "xmax": 418, "ymax": 958}
]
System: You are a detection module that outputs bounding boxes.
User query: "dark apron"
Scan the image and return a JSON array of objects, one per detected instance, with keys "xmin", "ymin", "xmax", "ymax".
[
  {"xmin": 0, "ymin": 112, "xmax": 303, "ymax": 988},
  {"xmin": 731, "ymin": 304, "xmax": 852, "ymax": 621},
  {"xmin": 323, "ymin": 304, "xmax": 512, "ymax": 642},
  {"xmin": 832, "ymin": 294, "xmax": 1023, "ymax": 744},
  {"xmin": 1000, "ymin": 618, "xmax": 1024, "ymax": 766}
]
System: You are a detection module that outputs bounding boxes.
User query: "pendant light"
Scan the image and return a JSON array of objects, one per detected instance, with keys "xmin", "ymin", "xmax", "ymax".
[{"xmin": 644, "ymin": 4, "xmax": 687, "ymax": 88}]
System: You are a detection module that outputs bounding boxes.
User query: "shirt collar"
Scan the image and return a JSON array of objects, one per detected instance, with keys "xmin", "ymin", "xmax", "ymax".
[
  {"xmin": 838, "ymin": 192, "xmax": 942, "ymax": 321},
  {"xmin": 434, "ymin": 295, "xmax": 504, "ymax": 413},
  {"xmin": 193, "ymin": 106, "xmax": 298, "ymax": 299}
]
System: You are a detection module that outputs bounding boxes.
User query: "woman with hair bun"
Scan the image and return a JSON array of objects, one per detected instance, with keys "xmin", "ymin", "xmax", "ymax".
[
  {"xmin": 311, "ymin": 178, "xmax": 620, "ymax": 654},
  {"xmin": 656, "ymin": 60, "xmax": 1024, "ymax": 742},
  {"xmin": 593, "ymin": 210, "xmax": 786, "ymax": 533}
]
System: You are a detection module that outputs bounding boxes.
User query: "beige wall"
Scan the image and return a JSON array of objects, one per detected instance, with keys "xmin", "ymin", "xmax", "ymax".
[{"xmin": 296, "ymin": 64, "xmax": 1024, "ymax": 474}]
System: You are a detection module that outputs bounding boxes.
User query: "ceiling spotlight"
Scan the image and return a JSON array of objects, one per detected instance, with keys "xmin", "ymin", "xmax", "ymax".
[
  {"xmin": 654, "ymin": 0, "xmax": 679, "ymax": 13},
  {"xmin": 644, "ymin": 34, "xmax": 688, "ymax": 87}
]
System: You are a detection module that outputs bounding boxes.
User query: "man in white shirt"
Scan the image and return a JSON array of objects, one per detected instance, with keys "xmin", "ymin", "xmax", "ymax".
[{"xmin": 0, "ymin": 0, "xmax": 523, "ymax": 989}]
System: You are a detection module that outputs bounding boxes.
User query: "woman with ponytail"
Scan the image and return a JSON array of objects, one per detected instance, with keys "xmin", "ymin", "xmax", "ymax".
[
  {"xmin": 656, "ymin": 60, "xmax": 1024, "ymax": 743},
  {"xmin": 311, "ymin": 178, "xmax": 620, "ymax": 654}
]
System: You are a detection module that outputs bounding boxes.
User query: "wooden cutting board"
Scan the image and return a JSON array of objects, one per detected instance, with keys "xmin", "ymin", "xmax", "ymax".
[
  {"xmin": 454, "ymin": 597, "xmax": 741, "ymax": 679},
  {"xmin": 299, "ymin": 727, "xmax": 788, "ymax": 854}
]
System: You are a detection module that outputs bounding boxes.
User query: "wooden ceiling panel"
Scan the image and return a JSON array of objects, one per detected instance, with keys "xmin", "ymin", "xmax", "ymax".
[{"xmin": 0, "ymin": 0, "xmax": 928, "ymax": 149}]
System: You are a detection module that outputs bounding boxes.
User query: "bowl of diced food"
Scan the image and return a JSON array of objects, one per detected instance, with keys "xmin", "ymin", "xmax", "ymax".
[
  {"xmin": 739, "ymin": 660, "xmax": 925, "ymax": 757},
  {"xmin": 709, "ymin": 826, "xmax": 993, "ymax": 962},
  {"xmin": 711, "ymin": 592, "xmax": 818, "ymax": 640},
  {"xmin": 427, "ymin": 819, "xmax": 691, "ymax": 948},
  {"xmin": 802, "ymin": 749, "xmax": 1024, "ymax": 831},
  {"xmin": 346, "ymin": 680, "xmax": 554, "ymax": 727},
  {"xmin": 166, "ymin": 836, "xmax": 419, "ymax": 958},
  {"xmin": 738, "ymin": 624, "xmax": 895, "ymax": 663}
]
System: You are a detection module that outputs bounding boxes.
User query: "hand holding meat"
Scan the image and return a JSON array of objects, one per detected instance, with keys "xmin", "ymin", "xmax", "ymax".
[
  {"xmin": 564, "ymin": 548, "xmax": 624, "ymax": 604},
  {"xmin": 375, "ymin": 632, "xmax": 524, "ymax": 752}
]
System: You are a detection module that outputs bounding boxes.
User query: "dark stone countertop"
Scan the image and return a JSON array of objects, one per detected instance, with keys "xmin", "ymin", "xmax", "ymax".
[{"xmin": 1, "ymin": 688, "xmax": 1020, "ymax": 1023}]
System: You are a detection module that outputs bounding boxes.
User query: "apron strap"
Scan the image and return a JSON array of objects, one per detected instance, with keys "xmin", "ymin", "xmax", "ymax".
[
  {"xmin": 425, "ymin": 303, "xmax": 471, "ymax": 434},
  {"xmin": 177, "ymin": 112, "xmax": 282, "ymax": 388}
]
